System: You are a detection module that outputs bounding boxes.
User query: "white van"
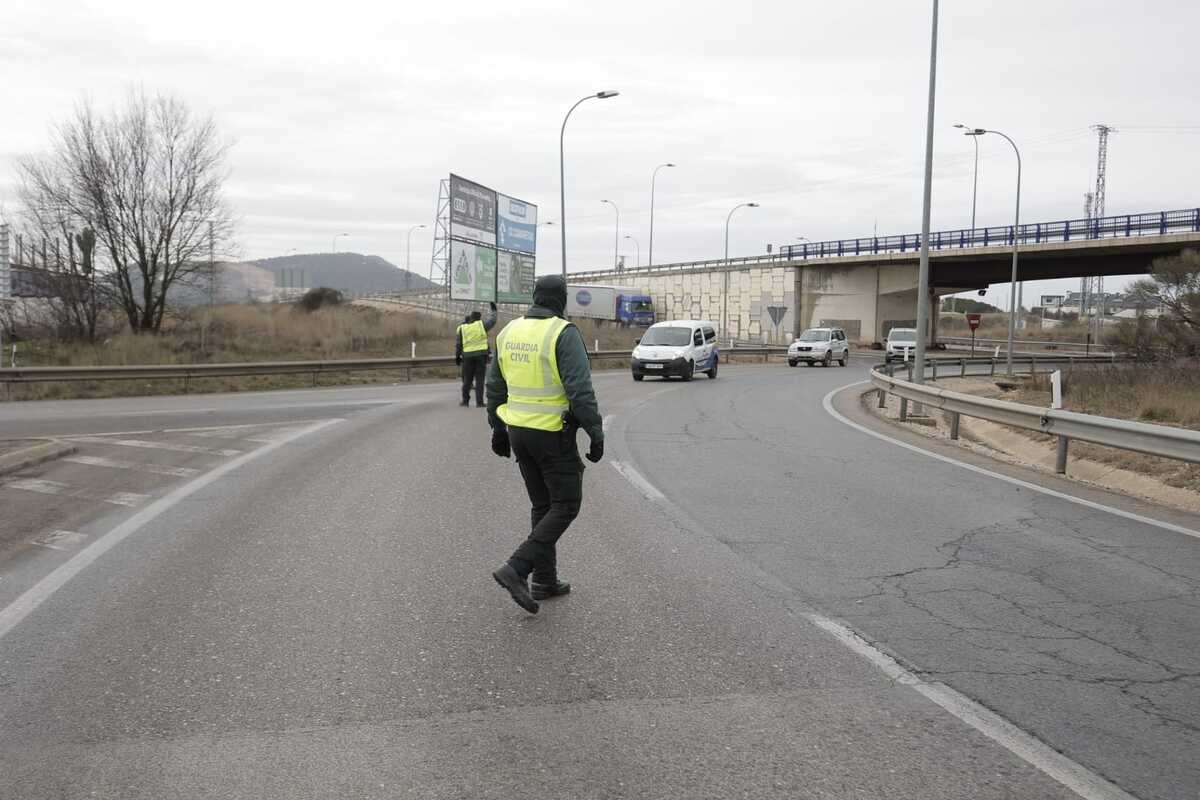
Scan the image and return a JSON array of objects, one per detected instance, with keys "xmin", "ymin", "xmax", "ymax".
[{"xmin": 630, "ymin": 320, "xmax": 719, "ymax": 381}]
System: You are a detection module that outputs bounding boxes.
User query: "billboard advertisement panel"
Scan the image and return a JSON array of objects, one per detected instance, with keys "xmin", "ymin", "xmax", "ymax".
[
  {"xmin": 497, "ymin": 251, "xmax": 536, "ymax": 304},
  {"xmin": 1040, "ymin": 295, "xmax": 1064, "ymax": 307},
  {"xmin": 497, "ymin": 193, "xmax": 538, "ymax": 254},
  {"xmin": 449, "ymin": 174, "xmax": 497, "ymax": 246},
  {"xmin": 450, "ymin": 239, "xmax": 496, "ymax": 302}
]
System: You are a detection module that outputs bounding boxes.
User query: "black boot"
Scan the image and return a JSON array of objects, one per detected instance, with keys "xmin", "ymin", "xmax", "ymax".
[
  {"xmin": 492, "ymin": 564, "xmax": 539, "ymax": 614},
  {"xmin": 460, "ymin": 398, "xmax": 470, "ymax": 407},
  {"xmin": 530, "ymin": 577, "xmax": 571, "ymax": 600}
]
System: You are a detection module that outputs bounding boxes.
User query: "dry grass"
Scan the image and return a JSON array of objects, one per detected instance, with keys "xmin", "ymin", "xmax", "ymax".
[{"xmin": 1008, "ymin": 363, "xmax": 1200, "ymax": 491}]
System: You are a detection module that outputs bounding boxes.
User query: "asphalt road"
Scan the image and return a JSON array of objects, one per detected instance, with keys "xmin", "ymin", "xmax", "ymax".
[{"xmin": 0, "ymin": 363, "xmax": 1197, "ymax": 799}]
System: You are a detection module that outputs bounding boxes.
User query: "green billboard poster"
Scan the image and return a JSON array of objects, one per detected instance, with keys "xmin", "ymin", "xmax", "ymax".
[
  {"xmin": 497, "ymin": 251, "xmax": 536, "ymax": 304},
  {"xmin": 450, "ymin": 239, "xmax": 496, "ymax": 302}
]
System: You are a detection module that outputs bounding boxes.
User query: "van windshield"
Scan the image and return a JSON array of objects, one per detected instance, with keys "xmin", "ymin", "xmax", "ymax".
[
  {"xmin": 797, "ymin": 329, "xmax": 831, "ymax": 342},
  {"xmin": 640, "ymin": 327, "xmax": 693, "ymax": 346},
  {"xmin": 889, "ymin": 328, "xmax": 917, "ymax": 342}
]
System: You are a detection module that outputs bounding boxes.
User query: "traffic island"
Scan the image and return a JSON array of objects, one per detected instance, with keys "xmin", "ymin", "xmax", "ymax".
[{"xmin": 0, "ymin": 439, "xmax": 78, "ymax": 477}]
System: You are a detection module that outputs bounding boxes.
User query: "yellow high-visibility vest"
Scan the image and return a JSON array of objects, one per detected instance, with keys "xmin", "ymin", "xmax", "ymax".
[
  {"xmin": 496, "ymin": 316, "xmax": 571, "ymax": 431},
  {"xmin": 458, "ymin": 320, "xmax": 489, "ymax": 354}
]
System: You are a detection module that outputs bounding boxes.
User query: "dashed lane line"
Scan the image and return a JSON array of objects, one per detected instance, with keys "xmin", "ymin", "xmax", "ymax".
[
  {"xmin": 803, "ymin": 613, "xmax": 1138, "ymax": 800},
  {"xmin": 822, "ymin": 381, "xmax": 1200, "ymax": 541},
  {"xmin": 63, "ymin": 437, "xmax": 242, "ymax": 457},
  {"xmin": 0, "ymin": 418, "xmax": 344, "ymax": 642},
  {"xmin": 61, "ymin": 455, "xmax": 201, "ymax": 478},
  {"xmin": 4, "ymin": 478, "xmax": 149, "ymax": 507}
]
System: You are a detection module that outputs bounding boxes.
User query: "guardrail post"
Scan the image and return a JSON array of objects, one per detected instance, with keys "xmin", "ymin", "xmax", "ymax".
[
  {"xmin": 960, "ymin": 358, "xmax": 967, "ymax": 378},
  {"xmin": 931, "ymin": 360, "xmax": 938, "ymax": 382},
  {"xmin": 877, "ymin": 388, "xmax": 887, "ymax": 409},
  {"xmin": 949, "ymin": 411, "xmax": 960, "ymax": 440},
  {"xmin": 906, "ymin": 363, "xmax": 914, "ymax": 382},
  {"xmin": 1056, "ymin": 436, "xmax": 1069, "ymax": 474},
  {"xmin": 990, "ymin": 358, "xmax": 996, "ymax": 376},
  {"xmin": 312, "ymin": 370, "xmax": 318, "ymax": 388},
  {"xmin": 899, "ymin": 397, "xmax": 908, "ymax": 421},
  {"xmin": 1031, "ymin": 356, "xmax": 1038, "ymax": 374}
]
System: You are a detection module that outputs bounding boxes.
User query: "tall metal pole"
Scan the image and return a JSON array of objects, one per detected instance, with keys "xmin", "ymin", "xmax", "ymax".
[
  {"xmin": 722, "ymin": 202, "xmax": 758, "ymax": 338},
  {"xmin": 970, "ymin": 134, "xmax": 979, "ymax": 231},
  {"xmin": 406, "ymin": 224, "xmax": 426, "ymax": 290},
  {"xmin": 560, "ymin": 91, "xmax": 619, "ymax": 279},
  {"xmin": 912, "ymin": 0, "xmax": 939, "ymax": 387},
  {"xmin": 601, "ymin": 200, "xmax": 619, "ymax": 270},
  {"xmin": 991, "ymin": 131, "xmax": 1023, "ymax": 376},
  {"xmin": 649, "ymin": 162, "xmax": 674, "ymax": 267},
  {"xmin": 625, "ymin": 235, "xmax": 640, "ymax": 267}
]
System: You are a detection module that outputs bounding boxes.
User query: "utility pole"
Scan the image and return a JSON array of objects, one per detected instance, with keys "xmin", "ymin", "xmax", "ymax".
[
  {"xmin": 1090, "ymin": 124, "xmax": 1114, "ymax": 340},
  {"xmin": 207, "ymin": 220, "xmax": 216, "ymax": 307}
]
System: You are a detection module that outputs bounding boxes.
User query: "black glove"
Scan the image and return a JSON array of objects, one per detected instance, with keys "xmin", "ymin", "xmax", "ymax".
[
  {"xmin": 455, "ymin": 355, "xmax": 462, "ymax": 366},
  {"xmin": 489, "ymin": 301, "xmax": 497, "ymax": 311},
  {"xmin": 491, "ymin": 427, "xmax": 511, "ymax": 459},
  {"xmin": 585, "ymin": 438, "xmax": 604, "ymax": 463}
]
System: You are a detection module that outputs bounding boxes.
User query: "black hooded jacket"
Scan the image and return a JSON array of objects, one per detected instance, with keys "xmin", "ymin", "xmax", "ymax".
[{"xmin": 485, "ymin": 275, "xmax": 604, "ymax": 443}]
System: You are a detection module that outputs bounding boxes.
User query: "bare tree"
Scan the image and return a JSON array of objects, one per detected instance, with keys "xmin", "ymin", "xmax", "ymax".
[
  {"xmin": 17, "ymin": 91, "xmax": 234, "ymax": 333},
  {"xmin": 1126, "ymin": 248, "xmax": 1200, "ymax": 357}
]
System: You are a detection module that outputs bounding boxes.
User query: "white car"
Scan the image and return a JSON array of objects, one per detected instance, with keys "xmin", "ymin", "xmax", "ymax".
[
  {"xmin": 884, "ymin": 327, "xmax": 919, "ymax": 363},
  {"xmin": 788, "ymin": 327, "xmax": 849, "ymax": 367},
  {"xmin": 631, "ymin": 320, "xmax": 719, "ymax": 381}
]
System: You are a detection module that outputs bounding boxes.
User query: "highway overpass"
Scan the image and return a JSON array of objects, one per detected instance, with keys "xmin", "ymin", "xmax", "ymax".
[{"xmin": 572, "ymin": 207, "xmax": 1200, "ymax": 344}]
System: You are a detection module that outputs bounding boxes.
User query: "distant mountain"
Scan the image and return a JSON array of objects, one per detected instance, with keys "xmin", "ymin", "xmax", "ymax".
[{"xmin": 252, "ymin": 253, "xmax": 436, "ymax": 294}]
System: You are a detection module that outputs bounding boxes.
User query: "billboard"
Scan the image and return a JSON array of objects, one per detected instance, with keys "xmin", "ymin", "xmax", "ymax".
[
  {"xmin": 1040, "ymin": 295, "xmax": 1064, "ymax": 307},
  {"xmin": 497, "ymin": 193, "xmax": 538, "ymax": 254},
  {"xmin": 450, "ymin": 239, "xmax": 496, "ymax": 302},
  {"xmin": 497, "ymin": 251, "xmax": 536, "ymax": 304},
  {"xmin": 450, "ymin": 174, "xmax": 497, "ymax": 246}
]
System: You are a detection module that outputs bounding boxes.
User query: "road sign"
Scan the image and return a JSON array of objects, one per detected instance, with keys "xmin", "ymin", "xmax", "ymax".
[{"xmin": 966, "ymin": 313, "xmax": 982, "ymax": 331}]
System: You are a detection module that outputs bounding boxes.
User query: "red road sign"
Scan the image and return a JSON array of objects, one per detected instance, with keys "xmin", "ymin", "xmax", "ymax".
[{"xmin": 966, "ymin": 313, "xmax": 982, "ymax": 331}]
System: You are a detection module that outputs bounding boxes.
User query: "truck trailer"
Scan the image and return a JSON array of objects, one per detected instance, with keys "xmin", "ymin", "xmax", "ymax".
[{"xmin": 565, "ymin": 284, "xmax": 655, "ymax": 327}]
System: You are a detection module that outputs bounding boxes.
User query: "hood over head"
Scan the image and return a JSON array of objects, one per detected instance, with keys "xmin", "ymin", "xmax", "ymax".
[{"xmin": 533, "ymin": 274, "xmax": 567, "ymax": 317}]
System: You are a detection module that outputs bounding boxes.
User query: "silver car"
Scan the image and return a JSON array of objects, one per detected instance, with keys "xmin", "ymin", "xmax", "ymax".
[
  {"xmin": 884, "ymin": 327, "xmax": 919, "ymax": 363},
  {"xmin": 788, "ymin": 327, "xmax": 849, "ymax": 367}
]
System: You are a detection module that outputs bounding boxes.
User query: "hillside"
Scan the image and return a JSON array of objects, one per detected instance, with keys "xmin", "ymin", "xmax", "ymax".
[{"xmin": 252, "ymin": 252, "xmax": 435, "ymax": 294}]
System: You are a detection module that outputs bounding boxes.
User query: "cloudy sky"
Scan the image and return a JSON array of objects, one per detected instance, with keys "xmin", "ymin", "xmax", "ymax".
[{"xmin": 3, "ymin": 0, "xmax": 1198, "ymax": 306}]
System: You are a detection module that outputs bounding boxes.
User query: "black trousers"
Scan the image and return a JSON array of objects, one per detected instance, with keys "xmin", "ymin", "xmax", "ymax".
[
  {"xmin": 507, "ymin": 426, "xmax": 584, "ymax": 583},
  {"xmin": 461, "ymin": 355, "xmax": 486, "ymax": 404}
]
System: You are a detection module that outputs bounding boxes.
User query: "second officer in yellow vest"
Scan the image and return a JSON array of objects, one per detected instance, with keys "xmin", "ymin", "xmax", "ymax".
[
  {"xmin": 486, "ymin": 275, "xmax": 604, "ymax": 614},
  {"xmin": 455, "ymin": 302, "xmax": 497, "ymax": 407}
]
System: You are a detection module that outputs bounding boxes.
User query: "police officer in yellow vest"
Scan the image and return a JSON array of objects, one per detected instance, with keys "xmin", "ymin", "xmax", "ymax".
[
  {"xmin": 455, "ymin": 302, "xmax": 497, "ymax": 407},
  {"xmin": 487, "ymin": 275, "xmax": 604, "ymax": 614}
]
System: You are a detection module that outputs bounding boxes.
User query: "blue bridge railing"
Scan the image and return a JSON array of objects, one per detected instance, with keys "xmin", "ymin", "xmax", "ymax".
[{"xmin": 571, "ymin": 207, "xmax": 1200, "ymax": 279}]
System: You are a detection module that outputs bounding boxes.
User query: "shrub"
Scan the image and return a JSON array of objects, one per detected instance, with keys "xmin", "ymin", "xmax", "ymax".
[{"xmin": 297, "ymin": 287, "xmax": 344, "ymax": 312}]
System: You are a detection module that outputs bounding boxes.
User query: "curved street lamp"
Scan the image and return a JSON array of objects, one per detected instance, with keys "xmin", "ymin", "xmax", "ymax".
[
  {"xmin": 559, "ymin": 90, "xmax": 620, "ymax": 278},
  {"xmin": 332, "ymin": 233, "xmax": 349, "ymax": 253},
  {"xmin": 405, "ymin": 224, "xmax": 427, "ymax": 290},
  {"xmin": 624, "ymin": 234, "xmax": 640, "ymax": 268},
  {"xmin": 960, "ymin": 125, "xmax": 1022, "ymax": 375},
  {"xmin": 723, "ymin": 202, "xmax": 760, "ymax": 336},
  {"xmin": 649, "ymin": 162, "xmax": 675, "ymax": 266}
]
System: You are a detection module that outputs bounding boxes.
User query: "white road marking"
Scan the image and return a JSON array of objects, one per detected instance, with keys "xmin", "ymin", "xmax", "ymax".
[
  {"xmin": 0, "ymin": 418, "xmax": 344, "ymax": 642},
  {"xmin": 610, "ymin": 460, "xmax": 665, "ymax": 500},
  {"xmin": 62, "ymin": 455, "xmax": 200, "ymax": 478},
  {"xmin": 30, "ymin": 530, "xmax": 88, "ymax": 551},
  {"xmin": 4, "ymin": 478, "xmax": 149, "ymax": 507},
  {"xmin": 823, "ymin": 382, "xmax": 1200, "ymax": 541},
  {"xmin": 64, "ymin": 437, "xmax": 242, "ymax": 457},
  {"xmin": 803, "ymin": 613, "xmax": 1138, "ymax": 800}
]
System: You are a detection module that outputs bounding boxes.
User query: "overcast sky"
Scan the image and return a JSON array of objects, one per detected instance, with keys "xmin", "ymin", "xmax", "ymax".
[{"xmin": 3, "ymin": 0, "xmax": 1198, "ymax": 307}]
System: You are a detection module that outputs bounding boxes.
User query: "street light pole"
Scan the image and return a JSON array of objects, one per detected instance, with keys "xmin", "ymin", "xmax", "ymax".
[
  {"xmin": 560, "ymin": 90, "xmax": 620, "ymax": 279},
  {"xmin": 649, "ymin": 162, "xmax": 674, "ymax": 266},
  {"xmin": 406, "ymin": 224, "xmax": 427, "ymax": 291},
  {"xmin": 955, "ymin": 124, "xmax": 980, "ymax": 232},
  {"xmin": 332, "ymin": 233, "xmax": 348, "ymax": 253},
  {"xmin": 624, "ymin": 234, "xmax": 640, "ymax": 267},
  {"xmin": 912, "ymin": 0, "xmax": 939, "ymax": 388},
  {"xmin": 601, "ymin": 200, "xmax": 620, "ymax": 270},
  {"xmin": 963, "ymin": 126, "xmax": 1022, "ymax": 375},
  {"xmin": 722, "ymin": 202, "xmax": 760, "ymax": 338}
]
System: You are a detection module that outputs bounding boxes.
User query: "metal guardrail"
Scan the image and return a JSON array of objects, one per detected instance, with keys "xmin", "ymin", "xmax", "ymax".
[
  {"xmin": 0, "ymin": 347, "xmax": 790, "ymax": 390},
  {"xmin": 870, "ymin": 355, "xmax": 1200, "ymax": 468},
  {"xmin": 570, "ymin": 206, "xmax": 1200, "ymax": 279},
  {"xmin": 939, "ymin": 336, "xmax": 1115, "ymax": 357}
]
